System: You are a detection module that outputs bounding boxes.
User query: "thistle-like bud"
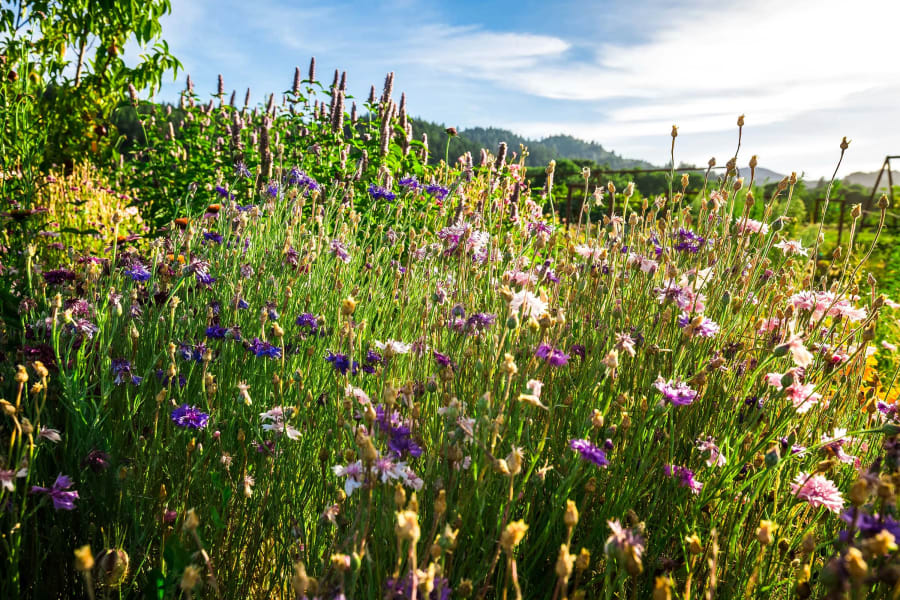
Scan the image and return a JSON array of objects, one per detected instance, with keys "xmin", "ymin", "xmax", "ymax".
[
  {"xmin": 671, "ymin": 125, "xmax": 678, "ymax": 138},
  {"xmin": 840, "ymin": 136, "xmax": 850, "ymax": 151},
  {"xmin": 737, "ymin": 114, "xmax": 745, "ymax": 127}
]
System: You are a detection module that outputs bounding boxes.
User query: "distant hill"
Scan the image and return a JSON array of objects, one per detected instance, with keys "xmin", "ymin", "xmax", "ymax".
[
  {"xmin": 411, "ymin": 119, "xmax": 651, "ymax": 169},
  {"xmin": 843, "ymin": 170, "xmax": 900, "ymax": 190}
]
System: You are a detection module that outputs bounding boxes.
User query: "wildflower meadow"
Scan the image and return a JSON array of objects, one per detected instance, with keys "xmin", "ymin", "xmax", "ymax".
[{"xmin": 3, "ymin": 3, "xmax": 900, "ymax": 599}]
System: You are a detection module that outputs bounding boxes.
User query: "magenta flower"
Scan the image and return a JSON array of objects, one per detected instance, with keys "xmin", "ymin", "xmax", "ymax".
[
  {"xmin": 664, "ymin": 465, "xmax": 702, "ymax": 494},
  {"xmin": 570, "ymin": 438, "xmax": 609, "ymax": 467},
  {"xmin": 31, "ymin": 474, "xmax": 79, "ymax": 510},
  {"xmin": 536, "ymin": 343, "xmax": 569, "ymax": 367},
  {"xmin": 653, "ymin": 377, "xmax": 698, "ymax": 406}
]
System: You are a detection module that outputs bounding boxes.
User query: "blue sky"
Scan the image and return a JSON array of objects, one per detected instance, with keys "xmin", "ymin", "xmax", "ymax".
[{"xmin": 145, "ymin": 0, "xmax": 900, "ymax": 179}]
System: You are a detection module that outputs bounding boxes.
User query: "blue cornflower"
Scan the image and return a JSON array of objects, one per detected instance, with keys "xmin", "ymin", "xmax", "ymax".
[
  {"xmin": 296, "ymin": 313, "xmax": 319, "ymax": 335},
  {"xmin": 424, "ymin": 184, "xmax": 449, "ymax": 201},
  {"xmin": 398, "ymin": 175, "xmax": 420, "ymax": 190},
  {"xmin": 237, "ymin": 298, "xmax": 250, "ymax": 310},
  {"xmin": 248, "ymin": 338, "xmax": 282, "ymax": 359},
  {"xmin": 203, "ymin": 232, "xmax": 223, "ymax": 244},
  {"xmin": 206, "ymin": 325, "xmax": 227, "ymax": 339},
  {"xmin": 326, "ymin": 351, "xmax": 358, "ymax": 375},
  {"xmin": 214, "ymin": 185, "xmax": 234, "ymax": 200},
  {"xmin": 235, "ymin": 162, "xmax": 252, "ymax": 178},
  {"xmin": 111, "ymin": 358, "xmax": 142, "ymax": 386},
  {"xmin": 368, "ymin": 184, "xmax": 396, "ymax": 202},
  {"xmin": 124, "ymin": 263, "xmax": 152, "ymax": 282},
  {"xmin": 171, "ymin": 404, "xmax": 210, "ymax": 429}
]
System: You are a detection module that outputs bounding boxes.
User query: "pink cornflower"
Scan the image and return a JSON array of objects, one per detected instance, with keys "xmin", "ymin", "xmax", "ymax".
[
  {"xmin": 509, "ymin": 289, "xmax": 548, "ymax": 318},
  {"xmin": 735, "ymin": 218, "xmax": 769, "ymax": 235},
  {"xmin": 774, "ymin": 239, "xmax": 808, "ymax": 256},
  {"xmin": 786, "ymin": 333, "xmax": 813, "ymax": 368},
  {"xmin": 786, "ymin": 381, "xmax": 823, "ymax": 413},
  {"xmin": 790, "ymin": 472, "xmax": 844, "ymax": 513},
  {"xmin": 696, "ymin": 436, "xmax": 726, "ymax": 468}
]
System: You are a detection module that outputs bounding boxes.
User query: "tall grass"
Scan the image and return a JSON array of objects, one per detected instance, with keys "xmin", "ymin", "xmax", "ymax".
[{"xmin": 1, "ymin": 64, "xmax": 900, "ymax": 600}]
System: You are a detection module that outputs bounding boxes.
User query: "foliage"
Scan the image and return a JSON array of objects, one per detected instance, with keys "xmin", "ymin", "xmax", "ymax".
[{"xmin": 0, "ymin": 0, "xmax": 181, "ymax": 178}]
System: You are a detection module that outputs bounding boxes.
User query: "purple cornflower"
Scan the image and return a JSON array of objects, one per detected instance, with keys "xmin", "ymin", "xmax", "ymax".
[
  {"xmin": 326, "ymin": 351, "xmax": 358, "ymax": 375},
  {"xmin": 81, "ymin": 449, "xmax": 111, "ymax": 473},
  {"xmin": 570, "ymin": 438, "xmax": 609, "ymax": 467},
  {"xmin": 111, "ymin": 358, "xmax": 142, "ymax": 386},
  {"xmin": 653, "ymin": 377, "xmax": 698, "ymax": 406},
  {"xmin": 330, "ymin": 239, "xmax": 351, "ymax": 263},
  {"xmin": 673, "ymin": 228, "xmax": 707, "ymax": 253},
  {"xmin": 171, "ymin": 404, "xmax": 210, "ymax": 429},
  {"xmin": 237, "ymin": 298, "xmax": 250, "ymax": 310},
  {"xmin": 465, "ymin": 312, "xmax": 496, "ymax": 333},
  {"xmin": 362, "ymin": 349, "xmax": 383, "ymax": 374},
  {"xmin": 570, "ymin": 344, "xmax": 587, "ymax": 360},
  {"xmin": 124, "ymin": 263, "xmax": 152, "ymax": 282},
  {"xmin": 214, "ymin": 185, "xmax": 234, "ymax": 199},
  {"xmin": 677, "ymin": 313, "xmax": 720, "ymax": 338},
  {"xmin": 31, "ymin": 474, "xmax": 78, "ymax": 510},
  {"xmin": 206, "ymin": 325, "xmax": 227, "ymax": 339},
  {"xmin": 398, "ymin": 175, "xmax": 420, "ymax": 190},
  {"xmin": 433, "ymin": 350, "xmax": 454, "ymax": 368},
  {"xmin": 423, "ymin": 183, "xmax": 449, "ymax": 201},
  {"xmin": 266, "ymin": 183, "xmax": 279, "ymax": 198},
  {"xmin": 664, "ymin": 464, "xmax": 703, "ymax": 494},
  {"xmin": 286, "ymin": 167, "xmax": 319, "ymax": 191},
  {"xmin": 296, "ymin": 312, "xmax": 320, "ymax": 335},
  {"xmin": 203, "ymin": 231, "xmax": 223, "ymax": 244},
  {"xmin": 248, "ymin": 338, "xmax": 282, "ymax": 359},
  {"xmin": 235, "ymin": 162, "xmax": 251, "ymax": 178},
  {"xmin": 42, "ymin": 269, "xmax": 76, "ymax": 285},
  {"xmin": 368, "ymin": 184, "xmax": 396, "ymax": 202},
  {"xmin": 376, "ymin": 405, "xmax": 424, "ymax": 459},
  {"xmin": 536, "ymin": 343, "xmax": 569, "ymax": 367}
]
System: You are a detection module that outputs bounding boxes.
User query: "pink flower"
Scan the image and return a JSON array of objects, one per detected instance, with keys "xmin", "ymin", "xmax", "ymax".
[
  {"xmin": 790, "ymin": 472, "xmax": 844, "ymax": 513},
  {"xmin": 735, "ymin": 218, "xmax": 770, "ymax": 235},
  {"xmin": 786, "ymin": 381, "xmax": 823, "ymax": 413},
  {"xmin": 509, "ymin": 289, "xmax": 548, "ymax": 318},
  {"xmin": 787, "ymin": 334, "xmax": 813, "ymax": 368},
  {"xmin": 774, "ymin": 239, "xmax": 808, "ymax": 256},
  {"xmin": 765, "ymin": 372, "xmax": 785, "ymax": 389}
]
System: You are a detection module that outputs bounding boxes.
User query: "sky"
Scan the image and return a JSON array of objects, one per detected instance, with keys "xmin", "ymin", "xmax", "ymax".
[{"xmin": 143, "ymin": 0, "xmax": 900, "ymax": 179}]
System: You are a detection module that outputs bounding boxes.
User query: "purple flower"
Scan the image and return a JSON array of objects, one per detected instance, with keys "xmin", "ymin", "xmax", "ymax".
[
  {"xmin": 330, "ymin": 239, "xmax": 351, "ymax": 263},
  {"xmin": 385, "ymin": 572, "xmax": 451, "ymax": 600},
  {"xmin": 248, "ymin": 338, "xmax": 282, "ymax": 359},
  {"xmin": 673, "ymin": 228, "xmax": 707, "ymax": 253},
  {"xmin": 215, "ymin": 185, "xmax": 235, "ymax": 199},
  {"xmin": 664, "ymin": 464, "xmax": 703, "ymax": 494},
  {"xmin": 398, "ymin": 175, "xmax": 420, "ymax": 190},
  {"xmin": 677, "ymin": 313, "xmax": 720, "ymax": 338},
  {"xmin": 81, "ymin": 449, "xmax": 111, "ymax": 473},
  {"xmin": 206, "ymin": 325, "xmax": 227, "ymax": 339},
  {"xmin": 203, "ymin": 231, "xmax": 223, "ymax": 244},
  {"xmin": 171, "ymin": 404, "xmax": 210, "ymax": 429},
  {"xmin": 653, "ymin": 377, "xmax": 698, "ymax": 406},
  {"xmin": 362, "ymin": 349, "xmax": 383, "ymax": 374},
  {"xmin": 42, "ymin": 269, "xmax": 76, "ymax": 285},
  {"xmin": 124, "ymin": 263, "xmax": 152, "ymax": 282},
  {"xmin": 424, "ymin": 183, "xmax": 449, "ymax": 201},
  {"xmin": 235, "ymin": 162, "xmax": 251, "ymax": 178},
  {"xmin": 570, "ymin": 438, "xmax": 609, "ymax": 467},
  {"xmin": 376, "ymin": 405, "xmax": 424, "ymax": 459},
  {"xmin": 31, "ymin": 474, "xmax": 78, "ymax": 510},
  {"xmin": 535, "ymin": 343, "xmax": 569, "ymax": 367},
  {"xmin": 296, "ymin": 312, "xmax": 320, "ymax": 335},
  {"xmin": 111, "ymin": 358, "xmax": 141, "ymax": 386},
  {"xmin": 237, "ymin": 298, "xmax": 250, "ymax": 310},
  {"xmin": 326, "ymin": 351, "xmax": 358, "ymax": 375},
  {"xmin": 286, "ymin": 168, "xmax": 319, "ymax": 191},
  {"xmin": 368, "ymin": 184, "xmax": 396, "ymax": 202},
  {"xmin": 570, "ymin": 344, "xmax": 586, "ymax": 360}
]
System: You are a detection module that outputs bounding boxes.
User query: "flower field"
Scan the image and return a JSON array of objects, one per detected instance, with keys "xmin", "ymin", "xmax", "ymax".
[{"xmin": 3, "ymin": 59, "xmax": 900, "ymax": 600}]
